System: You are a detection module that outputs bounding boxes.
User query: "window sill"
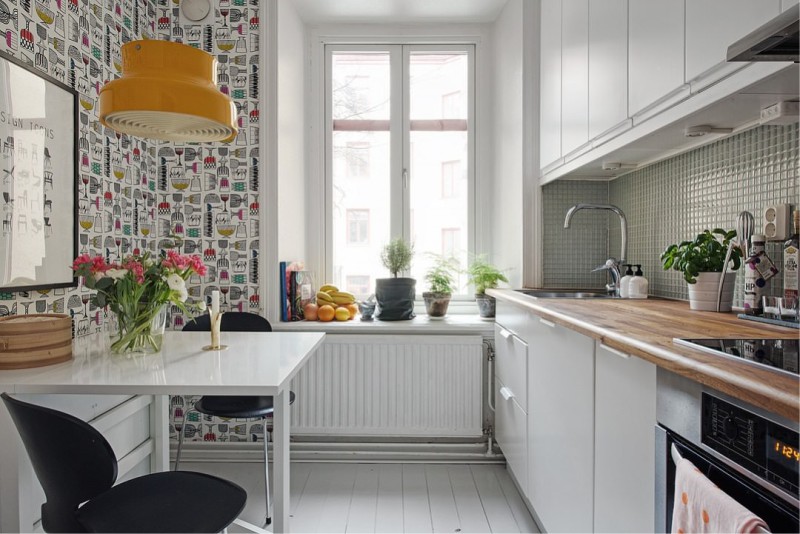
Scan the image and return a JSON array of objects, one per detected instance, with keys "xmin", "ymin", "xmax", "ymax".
[{"xmin": 272, "ymin": 314, "xmax": 495, "ymax": 335}]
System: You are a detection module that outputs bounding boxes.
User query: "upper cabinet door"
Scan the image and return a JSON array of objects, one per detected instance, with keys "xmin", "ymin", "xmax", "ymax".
[
  {"xmin": 561, "ymin": 0, "xmax": 589, "ymax": 156},
  {"xmin": 628, "ymin": 0, "xmax": 684, "ymax": 116},
  {"xmin": 685, "ymin": 0, "xmax": 782, "ymax": 82},
  {"xmin": 589, "ymin": 0, "xmax": 628, "ymax": 139},
  {"xmin": 540, "ymin": 0, "xmax": 562, "ymax": 168}
]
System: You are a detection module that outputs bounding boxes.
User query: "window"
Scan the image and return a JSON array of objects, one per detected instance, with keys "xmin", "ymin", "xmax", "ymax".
[
  {"xmin": 327, "ymin": 45, "xmax": 474, "ymax": 296},
  {"xmin": 441, "ymin": 228, "xmax": 460, "ymax": 258},
  {"xmin": 441, "ymin": 91, "xmax": 461, "ymax": 118},
  {"xmin": 345, "ymin": 141, "xmax": 370, "ymax": 178},
  {"xmin": 441, "ymin": 160, "xmax": 460, "ymax": 199},
  {"xmin": 346, "ymin": 209, "xmax": 370, "ymax": 245},
  {"xmin": 346, "ymin": 275, "xmax": 371, "ymax": 299}
]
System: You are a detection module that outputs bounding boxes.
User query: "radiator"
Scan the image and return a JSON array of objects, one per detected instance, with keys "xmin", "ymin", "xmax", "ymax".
[{"xmin": 289, "ymin": 334, "xmax": 484, "ymax": 438}]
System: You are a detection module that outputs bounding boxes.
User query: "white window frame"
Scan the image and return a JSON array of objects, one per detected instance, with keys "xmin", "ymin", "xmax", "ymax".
[{"xmin": 322, "ymin": 42, "xmax": 476, "ymax": 301}]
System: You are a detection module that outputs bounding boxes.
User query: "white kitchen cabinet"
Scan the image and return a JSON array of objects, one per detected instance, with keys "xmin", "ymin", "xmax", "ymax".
[
  {"xmin": 495, "ymin": 376, "xmax": 528, "ymax": 496},
  {"xmin": 685, "ymin": 0, "xmax": 781, "ymax": 82},
  {"xmin": 593, "ymin": 343, "xmax": 657, "ymax": 533},
  {"xmin": 539, "ymin": 0, "xmax": 562, "ymax": 168},
  {"xmin": 628, "ymin": 0, "xmax": 684, "ymax": 116},
  {"xmin": 588, "ymin": 0, "xmax": 628, "ymax": 139},
  {"xmin": 561, "ymin": 0, "xmax": 589, "ymax": 155},
  {"xmin": 528, "ymin": 316, "xmax": 595, "ymax": 533},
  {"xmin": 495, "ymin": 324, "xmax": 528, "ymax": 409}
]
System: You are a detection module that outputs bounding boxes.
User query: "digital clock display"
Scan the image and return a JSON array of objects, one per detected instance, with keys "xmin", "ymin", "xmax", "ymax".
[
  {"xmin": 766, "ymin": 425, "xmax": 800, "ymax": 494},
  {"xmin": 769, "ymin": 440, "xmax": 800, "ymax": 463}
]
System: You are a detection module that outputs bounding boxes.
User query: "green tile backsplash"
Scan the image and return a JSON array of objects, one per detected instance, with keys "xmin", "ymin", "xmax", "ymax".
[{"xmin": 542, "ymin": 124, "xmax": 799, "ymax": 306}]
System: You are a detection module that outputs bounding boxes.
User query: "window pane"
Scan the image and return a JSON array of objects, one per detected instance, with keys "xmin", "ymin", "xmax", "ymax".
[
  {"xmin": 331, "ymin": 52, "xmax": 391, "ymax": 300},
  {"xmin": 408, "ymin": 52, "xmax": 469, "ymax": 295}
]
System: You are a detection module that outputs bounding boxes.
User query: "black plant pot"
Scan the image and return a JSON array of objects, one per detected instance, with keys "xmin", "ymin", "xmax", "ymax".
[
  {"xmin": 475, "ymin": 293, "xmax": 496, "ymax": 319},
  {"xmin": 422, "ymin": 292, "xmax": 451, "ymax": 318},
  {"xmin": 375, "ymin": 278, "xmax": 416, "ymax": 321}
]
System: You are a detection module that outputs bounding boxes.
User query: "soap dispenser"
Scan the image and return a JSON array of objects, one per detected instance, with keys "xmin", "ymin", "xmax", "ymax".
[
  {"xmin": 629, "ymin": 265, "xmax": 649, "ymax": 299},
  {"xmin": 619, "ymin": 264, "xmax": 634, "ymax": 298}
]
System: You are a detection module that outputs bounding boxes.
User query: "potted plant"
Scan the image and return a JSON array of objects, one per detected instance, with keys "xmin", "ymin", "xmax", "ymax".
[
  {"xmin": 467, "ymin": 255, "xmax": 508, "ymax": 319},
  {"xmin": 423, "ymin": 255, "xmax": 458, "ymax": 318},
  {"xmin": 660, "ymin": 229, "xmax": 742, "ymax": 312},
  {"xmin": 375, "ymin": 238, "xmax": 416, "ymax": 321}
]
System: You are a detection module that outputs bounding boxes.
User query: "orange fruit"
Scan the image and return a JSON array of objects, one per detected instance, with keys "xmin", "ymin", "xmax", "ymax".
[
  {"xmin": 318, "ymin": 304, "xmax": 335, "ymax": 322},
  {"xmin": 334, "ymin": 307, "xmax": 350, "ymax": 321},
  {"xmin": 345, "ymin": 303, "xmax": 358, "ymax": 319},
  {"xmin": 303, "ymin": 303, "xmax": 319, "ymax": 321}
]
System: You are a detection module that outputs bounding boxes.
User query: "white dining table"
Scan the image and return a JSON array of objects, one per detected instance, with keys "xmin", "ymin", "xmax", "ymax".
[{"xmin": 0, "ymin": 330, "xmax": 325, "ymax": 533}]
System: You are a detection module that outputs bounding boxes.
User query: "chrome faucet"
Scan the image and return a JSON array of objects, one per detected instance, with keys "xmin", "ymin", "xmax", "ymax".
[{"xmin": 563, "ymin": 203, "xmax": 628, "ymax": 297}]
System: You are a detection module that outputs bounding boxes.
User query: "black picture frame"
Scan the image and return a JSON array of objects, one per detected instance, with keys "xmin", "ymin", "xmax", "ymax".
[{"xmin": 0, "ymin": 52, "xmax": 78, "ymax": 293}]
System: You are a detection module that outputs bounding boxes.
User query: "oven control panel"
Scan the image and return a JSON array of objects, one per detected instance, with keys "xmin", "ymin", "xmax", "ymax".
[{"xmin": 702, "ymin": 393, "xmax": 798, "ymax": 496}]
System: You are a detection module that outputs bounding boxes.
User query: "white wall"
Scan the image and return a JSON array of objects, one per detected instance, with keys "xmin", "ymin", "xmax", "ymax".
[
  {"xmin": 277, "ymin": 0, "xmax": 309, "ymax": 264},
  {"xmin": 490, "ymin": 0, "xmax": 524, "ymax": 288}
]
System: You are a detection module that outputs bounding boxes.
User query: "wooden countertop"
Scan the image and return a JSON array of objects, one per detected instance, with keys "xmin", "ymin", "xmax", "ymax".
[{"xmin": 487, "ymin": 289, "xmax": 799, "ymax": 421}]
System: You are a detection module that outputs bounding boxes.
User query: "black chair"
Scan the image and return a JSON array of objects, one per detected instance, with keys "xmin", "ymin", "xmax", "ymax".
[
  {"xmin": 179, "ymin": 311, "xmax": 294, "ymax": 526},
  {"xmin": 1, "ymin": 393, "xmax": 246, "ymax": 533}
]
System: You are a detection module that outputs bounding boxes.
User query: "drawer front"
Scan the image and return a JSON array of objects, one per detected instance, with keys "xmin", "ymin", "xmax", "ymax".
[
  {"xmin": 495, "ymin": 377, "xmax": 527, "ymax": 496},
  {"xmin": 494, "ymin": 323, "xmax": 528, "ymax": 408}
]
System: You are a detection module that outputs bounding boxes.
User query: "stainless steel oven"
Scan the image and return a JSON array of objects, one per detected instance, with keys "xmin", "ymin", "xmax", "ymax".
[{"xmin": 655, "ymin": 369, "xmax": 799, "ymax": 533}]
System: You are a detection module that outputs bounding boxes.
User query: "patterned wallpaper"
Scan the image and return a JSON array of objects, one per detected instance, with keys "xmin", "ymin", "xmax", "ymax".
[
  {"xmin": 154, "ymin": 0, "xmax": 262, "ymax": 331},
  {"xmin": 0, "ymin": 0, "xmax": 158, "ymax": 334},
  {"xmin": 542, "ymin": 124, "xmax": 800, "ymax": 308},
  {"xmin": 153, "ymin": 0, "xmax": 266, "ymax": 445}
]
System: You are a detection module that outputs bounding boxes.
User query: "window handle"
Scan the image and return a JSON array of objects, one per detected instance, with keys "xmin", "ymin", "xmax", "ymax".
[{"xmin": 402, "ymin": 168, "xmax": 408, "ymax": 189}]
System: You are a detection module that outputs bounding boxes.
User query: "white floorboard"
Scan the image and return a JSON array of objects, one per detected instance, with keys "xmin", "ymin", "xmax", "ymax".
[{"xmin": 179, "ymin": 461, "xmax": 538, "ymax": 533}]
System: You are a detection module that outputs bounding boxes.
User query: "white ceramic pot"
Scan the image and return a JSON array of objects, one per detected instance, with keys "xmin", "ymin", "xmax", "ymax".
[{"xmin": 687, "ymin": 272, "xmax": 737, "ymax": 312}]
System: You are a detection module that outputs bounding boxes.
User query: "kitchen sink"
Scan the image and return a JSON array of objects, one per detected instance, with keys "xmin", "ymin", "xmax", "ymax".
[{"xmin": 514, "ymin": 289, "xmax": 615, "ymax": 299}]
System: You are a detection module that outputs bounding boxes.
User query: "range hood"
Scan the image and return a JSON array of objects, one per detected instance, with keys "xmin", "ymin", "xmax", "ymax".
[{"xmin": 727, "ymin": 7, "xmax": 799, "ymax": 62}]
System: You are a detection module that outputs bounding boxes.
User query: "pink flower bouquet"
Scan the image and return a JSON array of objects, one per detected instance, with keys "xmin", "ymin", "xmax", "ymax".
[{"xmin": 72, "ymin": 250, "xmax": 207, "ymax": 354}]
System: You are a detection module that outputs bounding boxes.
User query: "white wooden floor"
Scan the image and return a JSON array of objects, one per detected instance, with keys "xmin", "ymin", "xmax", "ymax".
[{"xmin": 182, "ymin": 462, "xmax": 539, "ymax": 533}]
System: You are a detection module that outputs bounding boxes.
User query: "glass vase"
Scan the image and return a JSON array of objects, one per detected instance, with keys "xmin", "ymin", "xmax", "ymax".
[{"xmin": 108, "ymin": 304, "xmax": 167, "ymax": 355}]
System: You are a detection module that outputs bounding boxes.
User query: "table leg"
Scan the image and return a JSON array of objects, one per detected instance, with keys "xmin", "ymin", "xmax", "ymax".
[
  {"xmin": 273, "ymin": 388, "xmax": 290, "ymax": 533},
  {"xmin": 151, "ymin": 395, "xmax": 169, "ymax": 472}
]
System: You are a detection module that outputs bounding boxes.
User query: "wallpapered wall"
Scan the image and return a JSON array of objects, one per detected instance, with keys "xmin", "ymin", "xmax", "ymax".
[
  {"xmin": 542, "ymin": 124, "xmax": 800, "ymax": 307},
  {"xmin": 0, "ymin": 0, "xmax": 267, "ymax": 445},
  {"xmin": 0, "ymin": 0, "xmax": 158, "ymax": 333},
  {"xmin": 155, "ymin": 0, "xmax": 263, "ymax": 331},
  {"xmin": 154, "ymin": 0, "xmax": 267, "ymax": 445}
]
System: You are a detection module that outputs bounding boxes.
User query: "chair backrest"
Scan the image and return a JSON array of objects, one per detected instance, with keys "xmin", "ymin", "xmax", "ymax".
[
  {"xmin": 1, "ymin": 393, "xmax": 117, "ymax": 533},
  {"xmin": 182, "ymin": 311, "xmax": 272, "ymax": 332}
]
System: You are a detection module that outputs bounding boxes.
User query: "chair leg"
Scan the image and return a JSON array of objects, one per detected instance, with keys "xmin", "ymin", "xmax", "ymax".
[
  {"xmin": 263, "ymin": 418, "xmax": 272, "ymax": 526},
  {"xmin": 175, "ymin": 419, "xmax": 186, "ymax": 471}
]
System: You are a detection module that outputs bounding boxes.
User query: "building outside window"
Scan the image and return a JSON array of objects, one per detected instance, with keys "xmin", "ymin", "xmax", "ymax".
[
  {"xmin": 345, "ymin": 275, "xmax": 371, "ymax": 298},
  {"xmin": 346, "ymin": 141, "xmax": 370, "ymax": 178},
  {"xmin": 441, "ymin": 160, "xmax": 460, "ymax": 199},
  {"xmin": 346, "ymin": 209, "xmax": 370, "ymax": 245},
  {"xmin": 441, "ymin": 228, "xmax": 460, "ymax": 258}
]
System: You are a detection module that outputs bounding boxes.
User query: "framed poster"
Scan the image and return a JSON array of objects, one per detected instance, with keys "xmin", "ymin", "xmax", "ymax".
[{"xmin": 0, "ymin": 52, "xmax": 78, "ymax": 292}]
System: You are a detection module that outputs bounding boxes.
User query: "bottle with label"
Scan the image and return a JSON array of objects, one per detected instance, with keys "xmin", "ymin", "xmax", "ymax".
[
  {"xmin": 784, "ymin": 210, "xmax": 799, "ymax": 301},
  {"xmin": 629, "ymin": 265, "xmax": 649, "ymax": 299},
  {"xmin": 744, "ymin": 234, "xmax": 767, "ymax": 314},
  {"xmin": 619, "ymin": 265, "xmax": 634, "ymax": 298}
]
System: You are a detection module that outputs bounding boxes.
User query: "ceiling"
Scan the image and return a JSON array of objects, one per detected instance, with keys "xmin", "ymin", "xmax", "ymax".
[{"xmin": 289, "ymin": 0, "xmax": 509, "ymax": 24}]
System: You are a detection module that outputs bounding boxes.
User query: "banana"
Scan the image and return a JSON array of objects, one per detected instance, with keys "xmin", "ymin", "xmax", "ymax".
[
  {"xmin": 316, "ymin": 291, "xmax": 335, "ymax": 304},
  {"xmin": 330, "ymin": 291, "xmax": 356, "ymax": 305},
  {"xmin": 319, "ymin": 284, "xmax": 339, "ymax": 293}
]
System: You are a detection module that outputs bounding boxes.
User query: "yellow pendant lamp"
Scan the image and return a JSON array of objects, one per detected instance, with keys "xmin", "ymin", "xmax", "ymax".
[{"xmin": 99, "ymin": 40, "xmax": 237, "ymax": 143}]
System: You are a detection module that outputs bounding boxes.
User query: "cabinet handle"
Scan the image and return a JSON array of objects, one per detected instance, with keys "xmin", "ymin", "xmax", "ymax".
[
  {"xmin": 499, "ymin": 328, "xmax": 512, "ymax": 339},
  {"xmin": 539, "ymin": 318, "xmax": 556, "ymax": 328},
  {"xmin": 499, "ymin": 386, "xmax": 515, "ymax": 401},
  {"xmin": 600, "ymin": 343, "xmax": 631, "ymax": 359}
]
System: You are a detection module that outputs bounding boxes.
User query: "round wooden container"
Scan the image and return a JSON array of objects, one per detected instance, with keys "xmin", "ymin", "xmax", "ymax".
[{"xmin": 0, "ymin": 314, "xmax": 73, "ymax": 369}]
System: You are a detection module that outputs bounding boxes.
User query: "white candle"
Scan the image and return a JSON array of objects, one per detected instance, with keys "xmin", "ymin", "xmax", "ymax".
[{"xmin": 211, "ymin": 290, "xmax": 220, "ymax": 317}]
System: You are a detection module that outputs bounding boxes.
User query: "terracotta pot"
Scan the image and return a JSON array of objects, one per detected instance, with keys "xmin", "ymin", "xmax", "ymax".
[{"xmin": 422, "ymin": 292, "xmax": 451, "ymax": 318}]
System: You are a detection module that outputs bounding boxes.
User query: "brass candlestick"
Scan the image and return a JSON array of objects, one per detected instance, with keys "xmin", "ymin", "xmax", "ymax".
[{"xmin": 202, "ymin": 311, "xmax": 227, "ymax": 351}]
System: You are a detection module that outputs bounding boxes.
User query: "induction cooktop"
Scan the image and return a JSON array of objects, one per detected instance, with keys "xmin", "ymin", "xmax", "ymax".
[{"xmin": 673, "ymin": 338, "xmax": 799, "ymax": 378}]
